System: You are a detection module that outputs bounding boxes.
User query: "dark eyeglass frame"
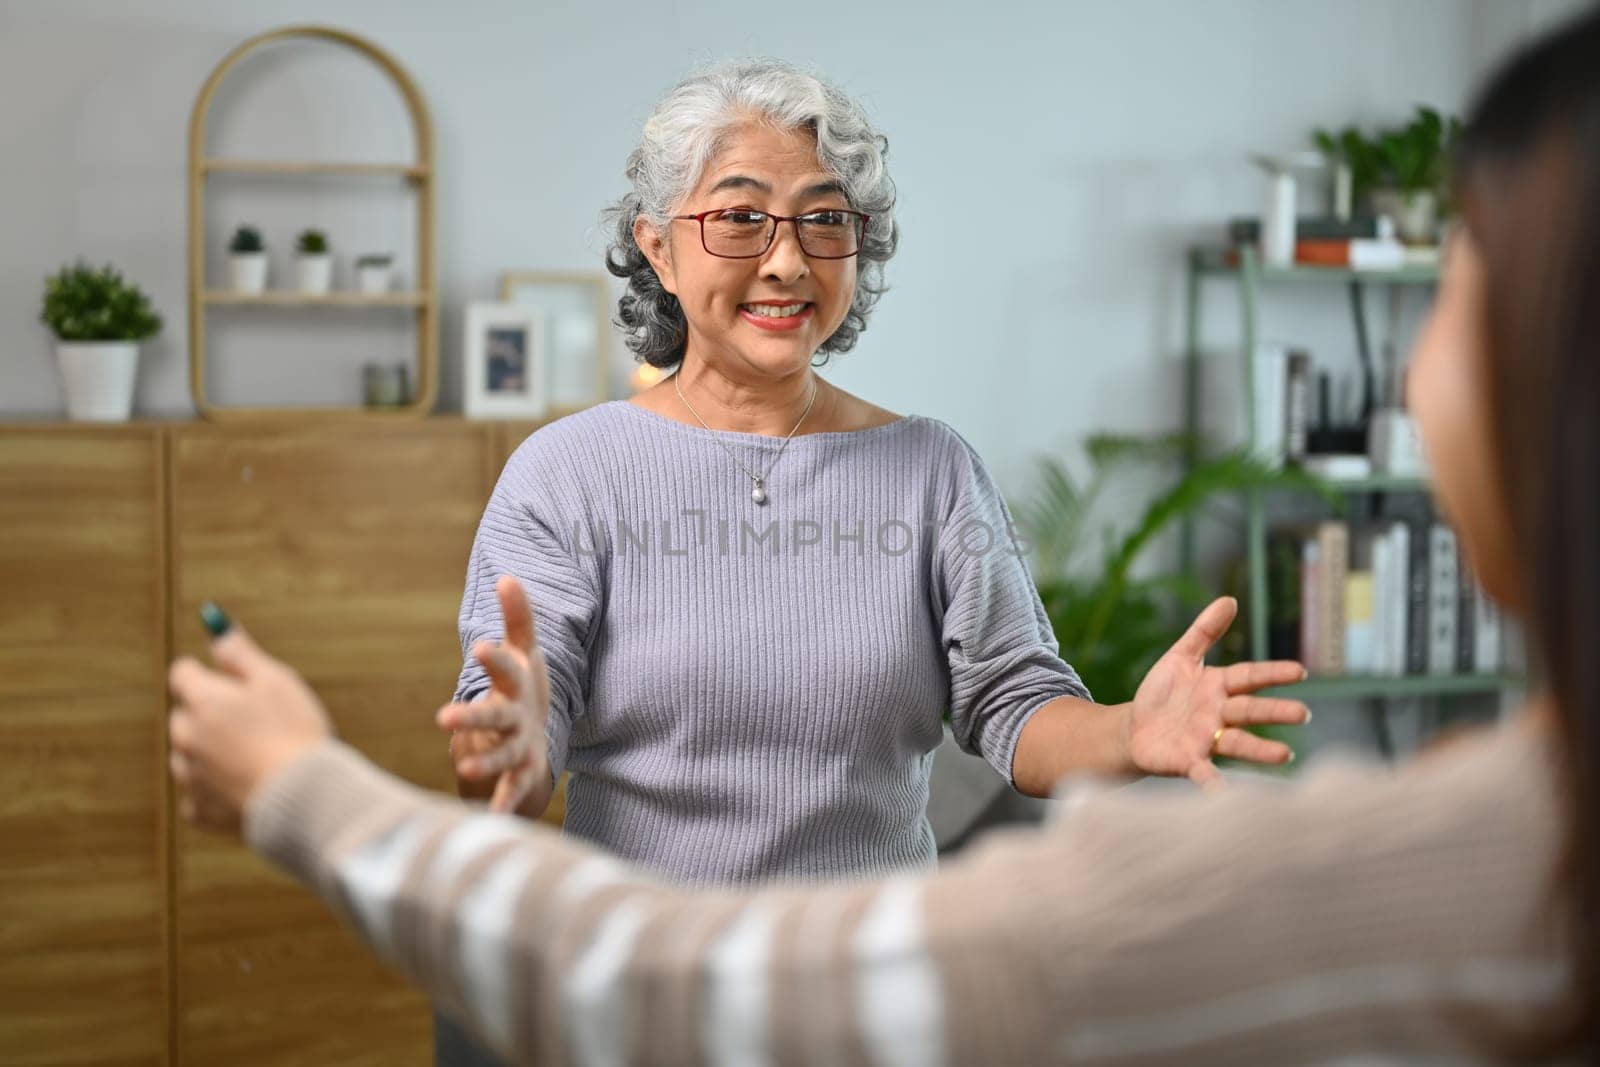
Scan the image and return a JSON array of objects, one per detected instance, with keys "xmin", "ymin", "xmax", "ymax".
[{"xmin": 670, "ymin": 208, "xmax": 872, "ymax": 260}]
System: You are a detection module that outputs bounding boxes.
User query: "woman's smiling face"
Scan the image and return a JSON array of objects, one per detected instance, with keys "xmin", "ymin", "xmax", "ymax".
[{"xmin": 635, "ymin": 120, "xmax": 858, "ymax": 381}]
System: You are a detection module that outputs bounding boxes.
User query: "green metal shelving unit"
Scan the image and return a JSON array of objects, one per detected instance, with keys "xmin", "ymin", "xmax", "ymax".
[{"xmin": 1182, "ymin": 243, "xmax": 1522, "ymax": 706}]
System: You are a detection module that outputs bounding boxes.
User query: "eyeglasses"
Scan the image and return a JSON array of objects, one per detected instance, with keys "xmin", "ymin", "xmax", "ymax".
[{"xmin": 671, "ymin": 208, "xmax": 870, "ymax": 260}]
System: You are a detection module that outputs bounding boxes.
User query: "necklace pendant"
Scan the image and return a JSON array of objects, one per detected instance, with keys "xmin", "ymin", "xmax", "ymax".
[{"xmin": 751, "ymin": 479, "xmax": 768, "ymax": 505}]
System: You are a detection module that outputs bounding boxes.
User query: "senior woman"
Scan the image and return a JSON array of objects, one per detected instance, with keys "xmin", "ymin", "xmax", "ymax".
[
  {"xmin": 431, "ymin": 58, "xmax": 1305, "ymax": 1062},
  {"xmin": 446, "ymin": 57, "xmax": 1306, "ymax": 855}
]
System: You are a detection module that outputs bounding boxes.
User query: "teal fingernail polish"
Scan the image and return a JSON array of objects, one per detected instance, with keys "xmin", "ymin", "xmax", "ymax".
[{"xmin": 199, "ymin": 601, "xmax": 232, "ymax": 638}]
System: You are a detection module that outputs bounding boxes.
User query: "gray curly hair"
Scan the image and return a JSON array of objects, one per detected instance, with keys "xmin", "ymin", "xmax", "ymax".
[{"xmin": 603, "ymin": 58, "xmax": 899, "ymax": 369}]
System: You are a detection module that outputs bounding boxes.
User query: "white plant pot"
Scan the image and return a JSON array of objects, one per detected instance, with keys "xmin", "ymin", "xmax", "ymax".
[
  {"xmin": 296, "ymin": 254, "xmax": 333, "ymax": 295},
  {"xmin": 1370, "ymin": 188, "xmax": 1439, "ymax": 245},
  {"xmin": 228, "ymin": 252, "xmax": 269, "ymax": 294},
  {"xmin": 355, "ymin": 264, "xmax": 393, "ymax": 295},
  {"xmin": 55, "ymin": 341, "xmax": 139, "ymax": 422}
]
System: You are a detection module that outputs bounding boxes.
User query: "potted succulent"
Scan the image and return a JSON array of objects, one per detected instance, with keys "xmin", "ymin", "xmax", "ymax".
[
  {"xmin": 227, "ymin": 225, "xmax": 268, "ymax": 294},
  {"xmin": 354, "ymin": 253, "xmax": 393, "ymax": 295},
  {"xmin": 39, "ymin": 260, "xmax": 162, "ymax": 422},
  {"xmin": 1313, "ymin": 106, "xmax": 1462, "ymax": 244},
  {"xmin": 294, "ymin": 228, "xmax": 333, "ymax": 295}
]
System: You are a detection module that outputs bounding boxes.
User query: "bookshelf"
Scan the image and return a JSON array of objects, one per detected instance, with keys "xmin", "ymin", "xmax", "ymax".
[{"xmin": 1182, "ymin": 243, "xmax": 1522, "ymax": 704}]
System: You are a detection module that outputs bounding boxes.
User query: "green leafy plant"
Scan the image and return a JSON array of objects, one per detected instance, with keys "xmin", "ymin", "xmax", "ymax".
[
  {"xmin": 228, "ymin": 225, "xmax": 264, "ymax": 254},
  {"xmin": 1313, "ymin": 126, "xmax": 1386, "ymax": 205},
  {"xmin": 1313, "ymin": 105, "xmax": 1464, "ymax": 202},
  {"xmin": 1012, "ymin": 434, "xmax": 1330, "ymax": 704},
  {"xmin": 355, "ymin": 253, "xmax": 392, "ymax": 268},
  {"xmin": 40, "ymin": 261, "xmax": 162, "ymax": 342},
  {"xmin": 1377, "ymin": 106, "xmax": 1461, "ymax": 193},
  {"xmin": 296, "ymin": 229, "xmax": 329, "ymax": 255}
]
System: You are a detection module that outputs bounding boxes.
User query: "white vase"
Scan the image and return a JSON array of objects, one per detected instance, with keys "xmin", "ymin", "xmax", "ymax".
[
  {"xmin": 228, "ymin": 252, "xmax": 269, "ymax": 294},
  {"xmin": 296, "ymin": 254, "xmax": 333, "ymax": 295},
  {"xmin": 55, "ymin": 341, "xmax": 139, "ymax": 422},
  {"xmin": 355, "ymin": 264, "xmax": 392, "ymax": 295}
]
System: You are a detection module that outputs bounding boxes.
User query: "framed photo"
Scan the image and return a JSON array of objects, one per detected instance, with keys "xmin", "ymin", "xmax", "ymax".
[
  {"xmin": 463, "ymin": 302, "xmax": 547, "ymax": 418},
  {"xmin": 499, "ymin": 271, "xmax": 611, "ymax": 411}
]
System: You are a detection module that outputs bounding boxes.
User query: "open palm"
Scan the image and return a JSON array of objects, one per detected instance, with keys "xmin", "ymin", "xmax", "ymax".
[{"xmin": 1127, "ymin": 597, "xmax": 1310, "ymax": 789}]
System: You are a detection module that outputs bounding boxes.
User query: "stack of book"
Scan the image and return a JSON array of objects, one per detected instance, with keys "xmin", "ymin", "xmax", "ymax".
[
  {"xmin": 1227, "ymin": 216, "xmax": 1440, "ymax": 270},
  {"xmin": 1267, "ymin": 519, "xmax": 1506, "ymax": 678}
]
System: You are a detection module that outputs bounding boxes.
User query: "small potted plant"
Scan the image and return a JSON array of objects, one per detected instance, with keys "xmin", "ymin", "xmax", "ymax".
[
  {"xmin": 1314, "ymin": 106, "xmax": 1461, "ymax": 244},
  {"xmin": 39, "ymin": 260, "xmax": 162, "ymax": 422},
  {"xmin": 354, "ymin": 253, "xmax": 394, "ymax": 295},
  {"xmin": 1369, "ymin": 106, "xmax": 1461, "ymax": 244},
  {"xmin": 295, "ymin": 228, "xmax": 333, "ymax": 295},
  {"xmin": 227, "ymin": 225, "xmax": 269, "ymax": 294}
]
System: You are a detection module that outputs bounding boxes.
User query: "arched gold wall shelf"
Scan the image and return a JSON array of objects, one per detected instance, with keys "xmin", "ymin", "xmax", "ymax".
[{"xmin": 187, "ymin": 24, "xmax": 437, "ymax": 420}]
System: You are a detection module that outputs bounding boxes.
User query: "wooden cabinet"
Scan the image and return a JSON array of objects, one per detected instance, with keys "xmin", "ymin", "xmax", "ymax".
[
  {"xmin": 0, "ymin": 417, "xmax": 557, "ymax": 1065},
  {"xmin": 170, "ymin": 422, "xmax": 492, "ymax": 1065},
  {"xmin": 0, "ymin": 428, "xmax": 169, "ymax": 1065}
]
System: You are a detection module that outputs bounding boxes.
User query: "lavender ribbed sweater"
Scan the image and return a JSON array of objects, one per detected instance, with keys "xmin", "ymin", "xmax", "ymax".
[{"xmin": 451, "ymin": 399, "xmax": 1089, "ymax": 886}]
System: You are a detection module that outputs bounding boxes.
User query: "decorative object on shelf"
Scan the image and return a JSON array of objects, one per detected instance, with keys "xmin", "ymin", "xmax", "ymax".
[
  {"xmin": 362, "ymin": 361, "xmax": 411, "ymax": 407},
  {"xmin": 463, "ymin": 302, "xmax": 547, "ymax": 418},
  {"xmin": 295, "ymin": 229, "xmax": 333, "ymax": 295},
  {"xmin": 39, "ymin": 260, "xmax": 163, "ymax": 422},
  {"xmin": 1248, "ymin": 151, "xmax": 1326, "ymax": 267},
  {"xmin": 1013, "ymin": 434, "xmax": 1326, "ymax": 705},
  {"xmin": 227, "ymin": 225, "xmax": 268, "ymax": 294},
  {"xmin": 355, "ymin": 254, "xmax": 393, "ymax": 294},
  {"xmin": 188, "ymin": 24, "xmax": 437, "ymax": 419},
  {"xmin": 500, "ymin": 271, "xmax": 612, "ymax": 410},
  {"xmin": 1312, "ymin": 106, "xmax": 1463, "ymax": 245},
  {"xmin": 1367, "ymin": 408, "xmax": 1428, "ymax": 477}
]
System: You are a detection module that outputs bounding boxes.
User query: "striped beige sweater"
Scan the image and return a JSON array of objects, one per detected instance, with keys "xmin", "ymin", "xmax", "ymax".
[{"xmin": 246, "ymin": 715, "xmax": 1570, "ymax": 1065}]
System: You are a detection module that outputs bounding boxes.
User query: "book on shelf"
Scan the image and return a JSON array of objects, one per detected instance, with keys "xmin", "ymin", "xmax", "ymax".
[
  {"xmin": 1285, "ymin": 349, "xmax": 1312, "ymax": 463},
  {"xmin": 1228, "ymin": 216, "xmax": 1381, "ymax": 244},
  {"xmin": 1382, "ymin": 522, "xmax": 1411, "ymax": 677},
  {"xmin": 1457, "ymin": 556, "xmax": 1476, "ymax": 674},
  {"xmin": 1252, "ymin": 344, "xmax": 1290, "ymax": 468},
  {"xmin": 1295, "ymin": 237, "xmax": 1407, "ymax": 271},
  {"xmin": 1265, "ymin": 516, "xmax": 1508, "ymax": 679},
  {"xmin": 1343, "ymin": 532, "xmax": 1377, "ymax": 675},
  {"xmin": 1305, "ymin": 521, "xmax": 1348, "ymax": 676},
  {"xmin": 1428, "ymin": 525, "xmax": 1459, "ymax": 676},
  {"xmin": 1293, "ymin": 238, "xmax": 1442, "ymax": 271}
]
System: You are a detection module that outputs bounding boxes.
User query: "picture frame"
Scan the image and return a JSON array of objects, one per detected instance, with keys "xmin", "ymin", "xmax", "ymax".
[
  {"xmin": 463, "ymin": 301, "xmax": 547, "ymax": 418},
  {"xmin": 499, "ymin": 271, "xmax": 612, "ymax": 412}
]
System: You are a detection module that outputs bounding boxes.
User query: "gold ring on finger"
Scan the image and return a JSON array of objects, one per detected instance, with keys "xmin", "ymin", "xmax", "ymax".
[{"xmin": 1211, "ymin": 727, "xmax": 1226, "ymax": 755}]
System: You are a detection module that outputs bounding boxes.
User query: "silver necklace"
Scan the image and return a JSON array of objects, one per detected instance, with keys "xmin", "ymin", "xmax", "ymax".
[{"xmin": 673, "ymin": 371, "xmax": 819, "ymax": 505}]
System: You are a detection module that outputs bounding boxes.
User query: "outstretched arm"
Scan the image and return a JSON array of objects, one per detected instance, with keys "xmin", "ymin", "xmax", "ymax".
[{"xmin": 168, "ymin": 579, "xmax": 1559, "ymax": 1066}]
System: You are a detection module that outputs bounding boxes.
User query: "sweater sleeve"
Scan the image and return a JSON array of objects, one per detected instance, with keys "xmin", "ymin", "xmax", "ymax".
[
  {"xmin": 931, "ymin": 429, "xmax": 1091, "ymax": 786},
  {"xmin": 453, "ymin": 439, "xmax": 602, "ymax": 783},
  {"xmin": 245, "ymin": 722, "xmax": 1563, "ymax": 1066}
]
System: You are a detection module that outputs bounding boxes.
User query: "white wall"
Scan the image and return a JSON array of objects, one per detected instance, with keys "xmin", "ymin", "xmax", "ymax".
[{"xmin": 0, "ymin": 0, "xmax": 1568, "ymax": 494}]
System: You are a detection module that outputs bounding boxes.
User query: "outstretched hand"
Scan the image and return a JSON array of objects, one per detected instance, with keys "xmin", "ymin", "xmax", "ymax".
[
  {"xmin": 1126, "ymin": 597, "xmax": 1311, "ymax": 790},
  {"xmin": 168, "ymin": 617, "xmax": 334, "ymax": 833},
  {"xmin": 435, "ymin": 575, "xmax": 553, "ymax": 814}
]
